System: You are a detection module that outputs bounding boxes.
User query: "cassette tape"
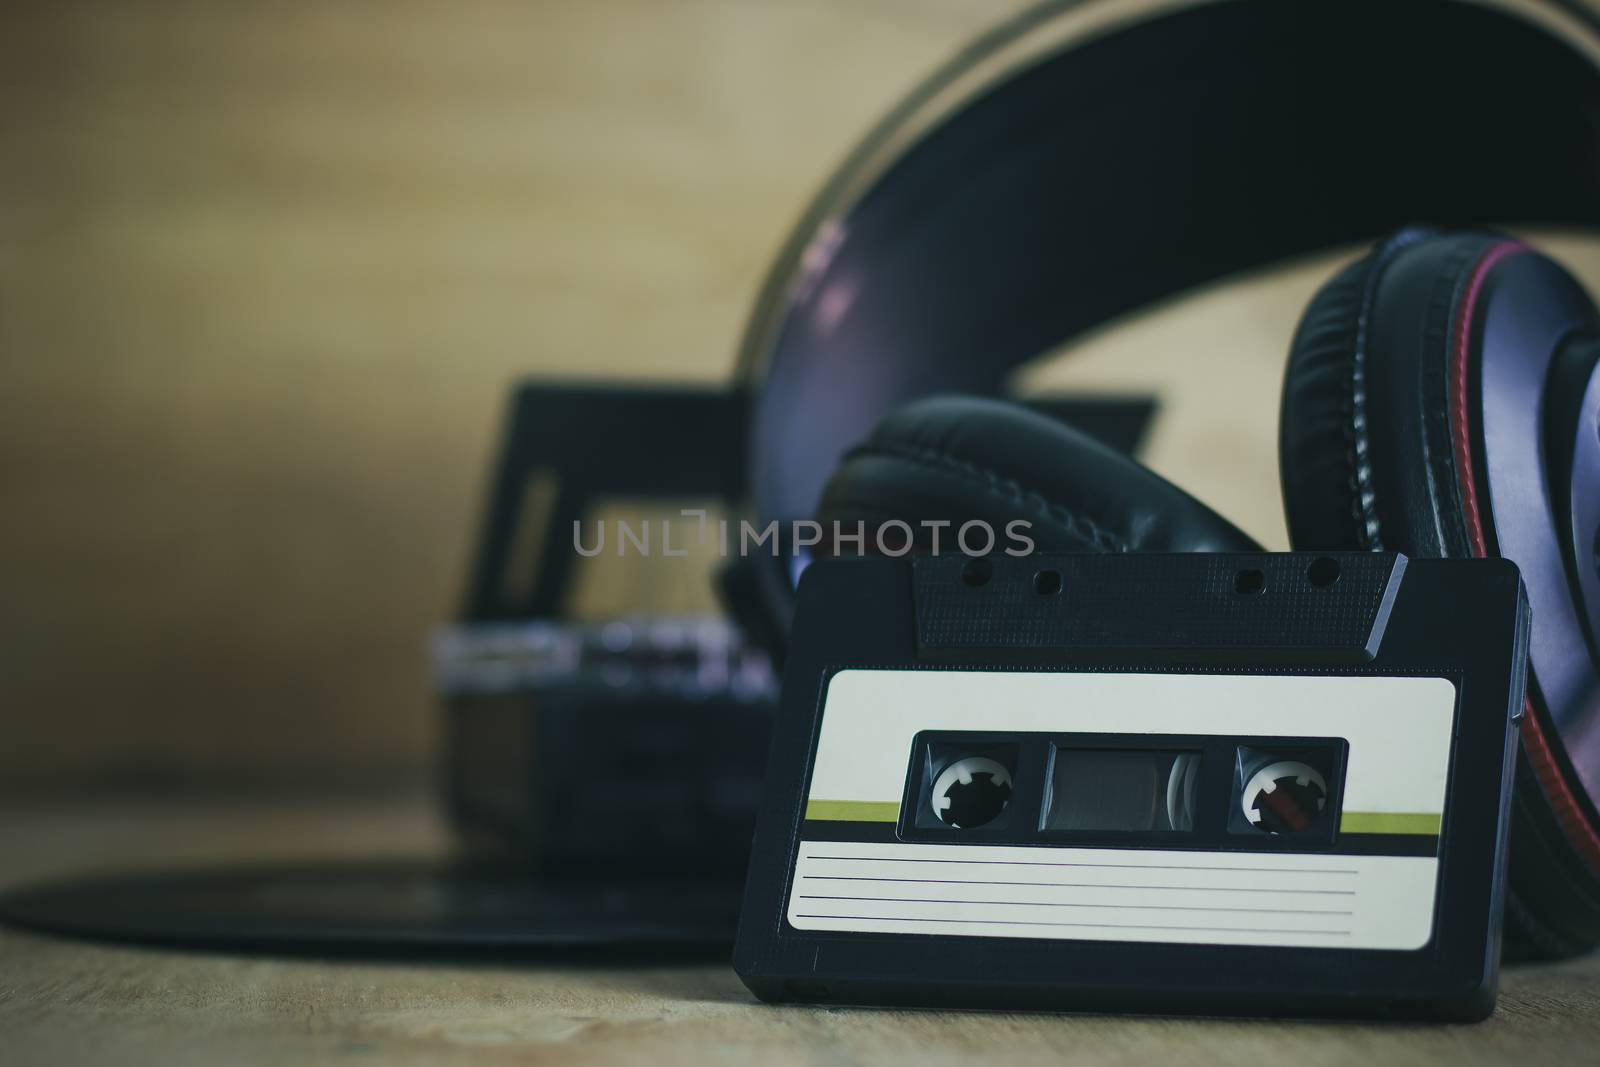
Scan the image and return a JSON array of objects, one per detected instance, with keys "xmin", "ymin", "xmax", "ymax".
[{"xmin": 734, "ymin": 553, "xmax": 1531, "ymax": 1020}]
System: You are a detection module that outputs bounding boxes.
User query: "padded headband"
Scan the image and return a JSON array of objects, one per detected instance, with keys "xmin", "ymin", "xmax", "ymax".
[{"xmin": 738, "ymin": 0, "xmax": 1600, "ymax": 523}]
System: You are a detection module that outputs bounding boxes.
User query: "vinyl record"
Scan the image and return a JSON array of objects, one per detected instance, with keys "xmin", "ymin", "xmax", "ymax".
[{"xmin": 0, "ymin": 861, "xmax": 741, "ymax": 959}]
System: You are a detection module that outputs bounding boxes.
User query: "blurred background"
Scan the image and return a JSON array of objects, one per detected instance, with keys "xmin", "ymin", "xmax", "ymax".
[
  {"xmin": 5, "ymin": 0, "xmax": 1600, "ymax": 803},
  {"xmin": 0, "ymin": 0, "xmax": 1041, "ymax": 795}
]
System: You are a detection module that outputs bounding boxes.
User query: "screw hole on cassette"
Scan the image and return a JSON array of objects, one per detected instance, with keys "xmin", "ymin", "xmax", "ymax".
[
  {"xmin": 1033, "ymin": 569, "xmax": 1062, "ymax": 596},
  {"xmin": 1307, "ymin": 557, "xmax": 1342, "ymax": 587},
  {"xmin": 960, "ymin": 557, "xmax": 993, "ymax": 587},
  {"xmin": 1234, "ymin": 569, "xmax": 1266, "ymax": 595}
]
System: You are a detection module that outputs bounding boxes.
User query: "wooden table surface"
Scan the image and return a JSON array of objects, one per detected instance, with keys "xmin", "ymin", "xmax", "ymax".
[{"xmin": 2, "ymin": 795, "xmax": 1598, "ymax": 1066}]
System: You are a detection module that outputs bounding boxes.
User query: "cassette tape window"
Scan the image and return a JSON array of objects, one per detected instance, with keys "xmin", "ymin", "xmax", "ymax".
[{"xmin": 1042, "ymin": 749, "xmax": 1201, "ymax": 833}]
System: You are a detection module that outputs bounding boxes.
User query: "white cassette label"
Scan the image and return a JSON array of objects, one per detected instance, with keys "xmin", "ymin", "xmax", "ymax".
[{"xmin": 791, "ymin": 670, "xmax": 1457, "ymax": 951}]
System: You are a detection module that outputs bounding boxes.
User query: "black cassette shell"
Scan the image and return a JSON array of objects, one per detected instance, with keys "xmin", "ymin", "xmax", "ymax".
[{"xmin": 734, "ymin": 553, "xmax": 1530, "ymax": 1021}]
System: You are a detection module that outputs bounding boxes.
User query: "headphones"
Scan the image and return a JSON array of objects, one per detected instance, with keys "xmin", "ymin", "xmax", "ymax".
[{"xmin": 732, "ymin": 0, "xmax": 1600, "ymax": 958}]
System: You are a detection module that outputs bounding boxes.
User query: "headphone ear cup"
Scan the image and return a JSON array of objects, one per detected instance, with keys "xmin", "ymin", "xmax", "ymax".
[
  {"xmin": 1281, "ymin": 229, "xmax": 1600, "ymax": 960},
  {"xmin": 818, "ymin": 395, "xmax": 1261, "ymax": 554}
]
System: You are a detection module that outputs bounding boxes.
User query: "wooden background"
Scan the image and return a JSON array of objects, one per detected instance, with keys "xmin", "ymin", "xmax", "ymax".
[
  {"xmin": 4, "ymin": 0, "xmax": 1599, "ymax": 792},
  {"xmin": 0, "ymin": 0, "xmax": 1035, "ymax": 789}
]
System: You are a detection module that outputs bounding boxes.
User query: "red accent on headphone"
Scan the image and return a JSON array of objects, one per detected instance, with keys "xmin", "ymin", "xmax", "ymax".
[{"xmin": 1450, "ymin": 239, "xmax": 1600, "ymax": 874}]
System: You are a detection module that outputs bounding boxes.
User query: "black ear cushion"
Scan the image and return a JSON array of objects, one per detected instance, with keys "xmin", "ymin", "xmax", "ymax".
[
  {"xmin": 1278, "ymin": 248, "xmax": 1386, "ymax": 550},
  {"xmin": 1280, "ymin": 228, "xmax": 1508, "ymax": 556},
  {"xmin": 818, "ymin": 395, "xmax": 1261, "ymax": 554}
]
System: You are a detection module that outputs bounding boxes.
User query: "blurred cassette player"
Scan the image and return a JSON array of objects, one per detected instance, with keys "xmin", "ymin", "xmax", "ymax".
[
  {"xmin": 440, "ymin": 383, "xmax": 778, "ymax": 877},
  {"xmin": 436, "ymin": 614, "xmax": 773, "ymax": 873},
  {"xmin": 735, "ymin": 553, "xmax": 1531, "ymax": 1020}
]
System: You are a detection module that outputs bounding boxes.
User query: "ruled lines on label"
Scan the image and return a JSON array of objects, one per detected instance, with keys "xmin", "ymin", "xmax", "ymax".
[{"xmin": 785, "ymin": 840, "xmax": 1439, "ymax": 950}]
